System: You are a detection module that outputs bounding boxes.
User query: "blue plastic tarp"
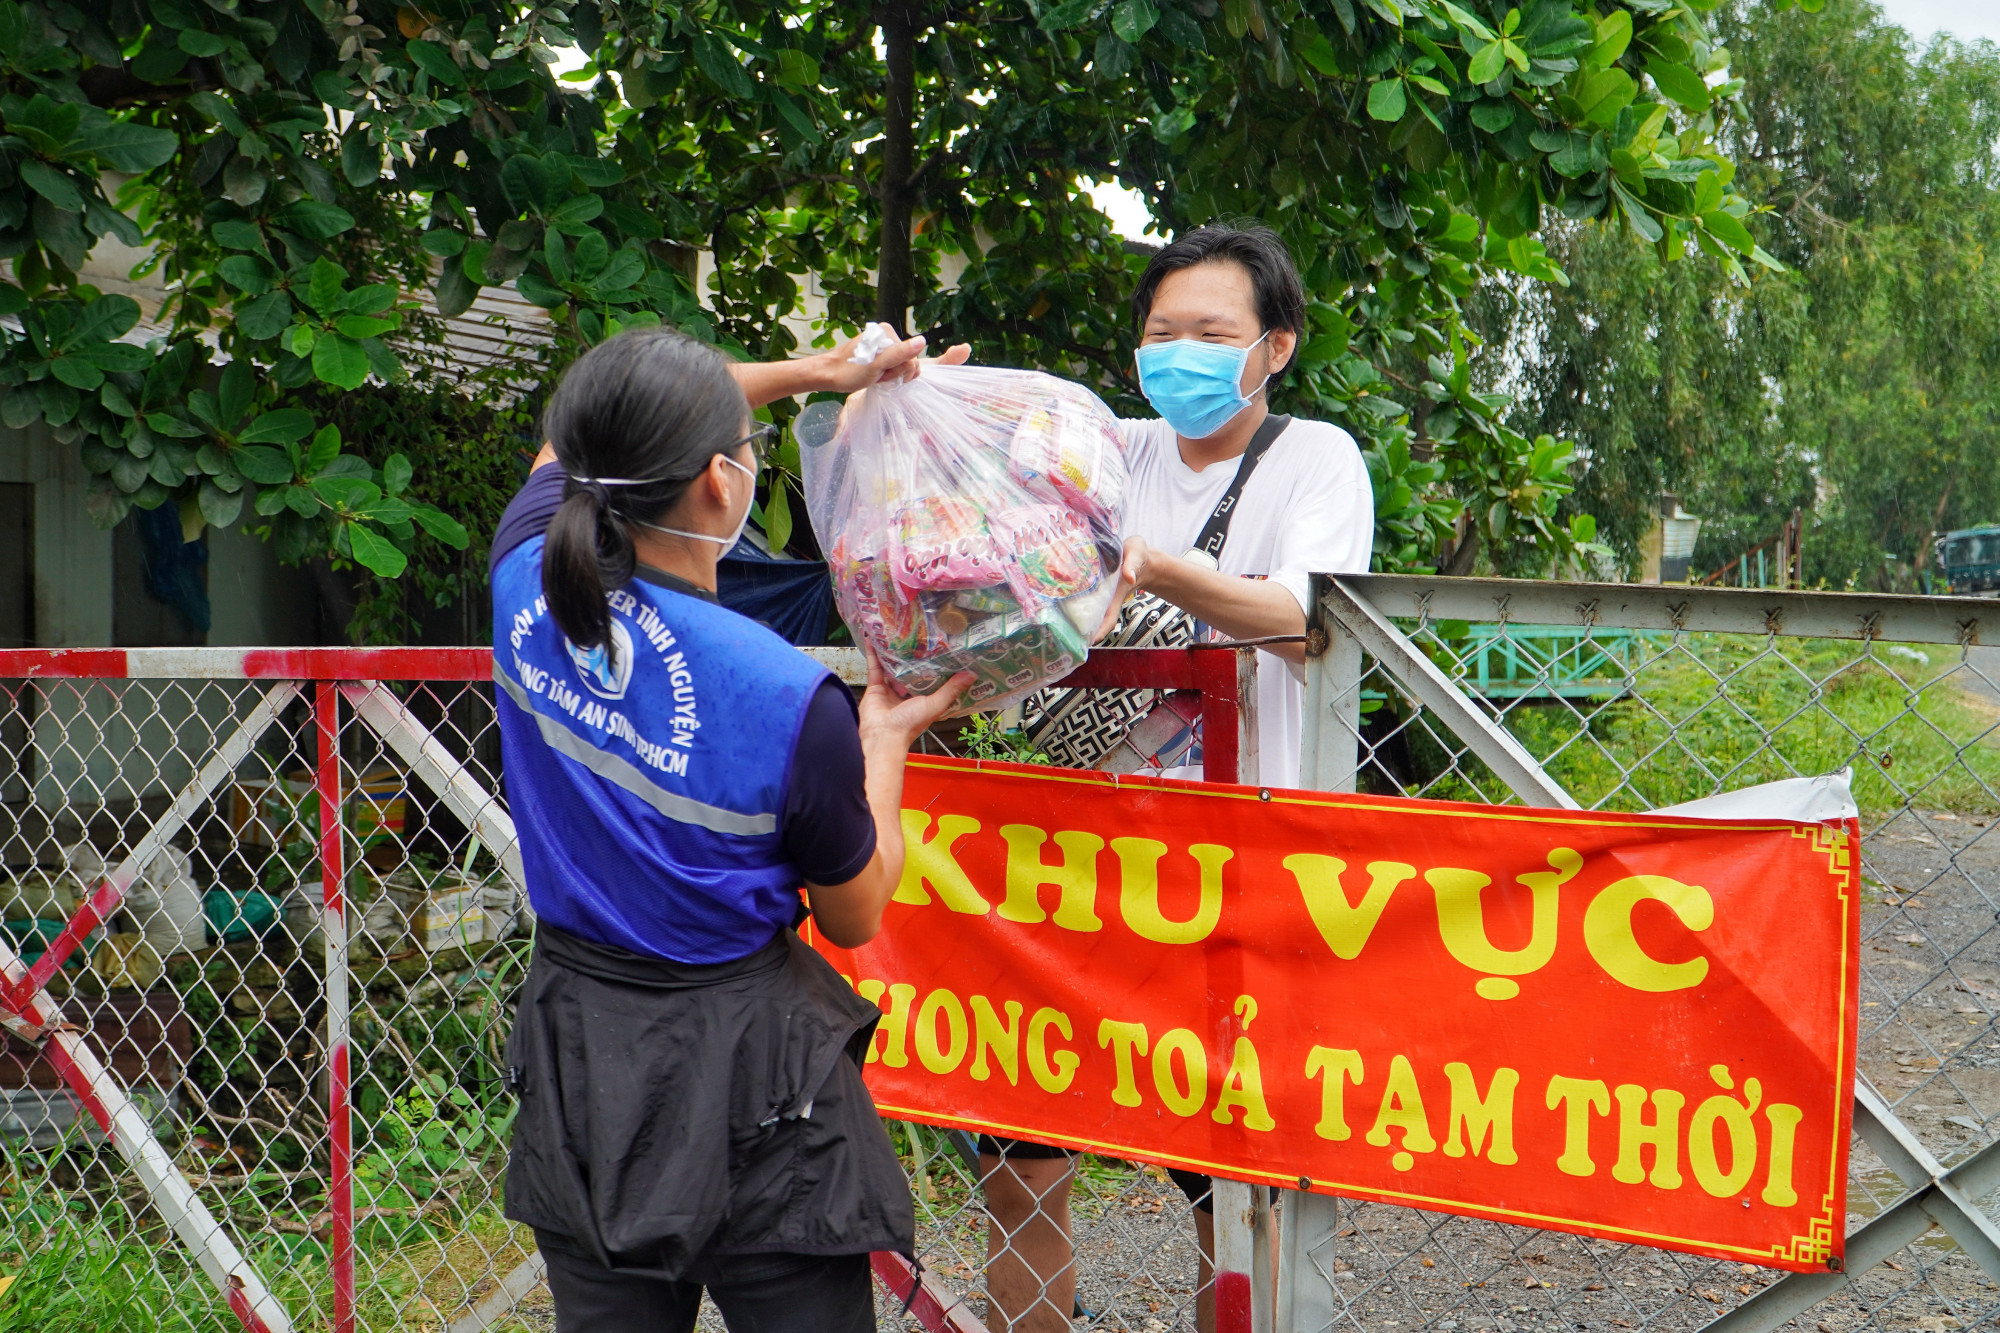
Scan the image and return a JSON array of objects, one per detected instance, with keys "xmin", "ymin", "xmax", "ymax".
[{"xmin": 717, "ymin": 538, "xmax": 835, "ymax": 646}]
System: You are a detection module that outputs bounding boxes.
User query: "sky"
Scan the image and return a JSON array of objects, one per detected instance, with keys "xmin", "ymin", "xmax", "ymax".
[{"xmin": 1873, "ymin": 0, "xmax": 2000, "ymax": 47}]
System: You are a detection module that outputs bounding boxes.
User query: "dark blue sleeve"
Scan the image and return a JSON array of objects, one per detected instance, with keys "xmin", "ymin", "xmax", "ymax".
[
  {"xmin": 489, "ymin": 465, "xmax": 570, "ymax": 576},
  {"xmin": 782, "ymin": 678, "xmax": 878, "ymax": 886}
]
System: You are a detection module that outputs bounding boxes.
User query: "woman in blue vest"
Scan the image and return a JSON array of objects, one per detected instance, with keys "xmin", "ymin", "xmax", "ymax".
[{"xmin": 491, "ymin": 326, "xmax": 969, "ymax": 1332}]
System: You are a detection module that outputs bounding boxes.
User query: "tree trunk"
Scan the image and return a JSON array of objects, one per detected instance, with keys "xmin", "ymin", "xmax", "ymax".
[
  {"xmin": 875, "ymin": 5, "xmax": 916, "ymax": 334},
  {"xmin": 1444, "ymin": 516, "xmax": 1481, "ymax": 577},
  {"xmin": 1913, "ymin": 477, "xmax": 1955, "ymax": 574}
]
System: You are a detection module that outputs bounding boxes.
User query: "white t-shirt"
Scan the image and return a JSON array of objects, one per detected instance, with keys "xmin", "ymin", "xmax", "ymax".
[{"xmin": 1115, "ymin": 415, "xmax": 1374, "ymax": 788}]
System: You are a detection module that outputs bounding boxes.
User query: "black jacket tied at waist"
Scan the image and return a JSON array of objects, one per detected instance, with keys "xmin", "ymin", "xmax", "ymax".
[{"xmin": 502, "ymin": 923, "xmax": 913, "ymax": 1277}]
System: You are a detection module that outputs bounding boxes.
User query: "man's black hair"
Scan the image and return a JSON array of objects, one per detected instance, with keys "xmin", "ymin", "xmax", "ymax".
[{"xmin": 1131, "ymin": 222, "xmax": 1307, "ymax": 336}]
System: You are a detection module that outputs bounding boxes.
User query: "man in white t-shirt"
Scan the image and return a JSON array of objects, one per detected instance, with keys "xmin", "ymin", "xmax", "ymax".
[
  {"xmin": 980, "ymin": 224, "xmax": 1373, "ymax": 1333},
  {"xmin": 1108, "ymin": 222, "xmax": 1373, "ymax": 788}
]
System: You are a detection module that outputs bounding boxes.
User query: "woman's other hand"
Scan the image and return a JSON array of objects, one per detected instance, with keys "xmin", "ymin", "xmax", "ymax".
[
  {"xmin": 806, "ymin": 646, "xmax": 972, "ymax": 949},
  {"xmin": 856, "ymin": 643, "xmax": 971, "ymax": 751}
]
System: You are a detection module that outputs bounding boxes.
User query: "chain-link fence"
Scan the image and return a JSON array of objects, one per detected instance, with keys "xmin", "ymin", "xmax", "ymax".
[
  {"xmin": 0, "ymin": 644, "xmax": 1257, "ymax": 1333},
  {"xmin": 0, "ymin": 652, "xmax": 530, "ymax": 1333},
  {"xmin": 1282, "ymin": 574, "xmax": 2000, "ymax": 1333},
  {"xmin": 7, "ymin": 575, "xmax": 1988, "ymax": 1333}
]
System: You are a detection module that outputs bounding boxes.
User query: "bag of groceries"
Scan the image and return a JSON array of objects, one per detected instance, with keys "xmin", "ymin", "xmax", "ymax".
[{"xmin": 799, "ymin": 363, "xmax": 1126, "ymax": 714}]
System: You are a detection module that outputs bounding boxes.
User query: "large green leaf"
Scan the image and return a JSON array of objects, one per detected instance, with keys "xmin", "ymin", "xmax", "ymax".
[
  {"xmin": 233, "ymin": 444, "xmax": 294, "ymax": 484},
  {"xmin": 70, "ymin": 293, "xmax": 140, "ymax": 344},
  {"xmin": 772, "ymin": 48, "xmax": 820, "ymax": 89},
  {"xmin": 1645, "ymin": 58, "xmax": 1711, "ymax": 113},
  {"xmin": 1111, "ymin": 0, "xmax": 1159, "ymax": 43},
  {"xmin": 435, "ymin": 256, "xmax": 477, "ymax": 319},
  {"xmin": 218, "ymin": 255, "xmax": 274, "ymax": 294},
  {"xmin": 234, "ymin": 290, "xmax": 293, "ymax": 339},
  {"xmin": 405, "ymin": 39, "xmax": 464, "ymax": 86},
  {"xmin": 74, "ymin": 120, "xmax": 177, "ymax": 172},
  {"xmin": 381, "ymin": 453, "xmax": 412, "ymax": 496},
  {"xmin": 346, "ymin": 522, "xmax": 408, "ymax": 577},
  {"xmin": 212, "ymin": 219, "xmax": 265, "ymax": 252},
  {"xmin": 341, "ymin": 283, "xmax": 397, "ymax": 315},
  {"xmin": 693, "ymin": 31, "xmax": 756, "ymax": 99},
  {"xmin": 1466, "ymin": 41, "xmax": 1507, "ymax": 85},
  {"xmin": 335, "ymin": 314, "xmax": 398, "ymax": 339},
  {"xmin": 308, "ymin": 256, "xmax": 347, "ymax": 314},
  {"xmin": 1587, "ymin": 10, "xmax": 1632, "ymax": 68},
  {"xmin": 273, "ymin": 199, "xmax": 356, "ymax": 240},
  {"xmin": 411, "ymin": 503, "xmax": 470, "ymax": 548},
  {"xmin": 310, "ymin": 335, "xmax": 370, "ymax": 390},
  {"xmin": 589, "ymin": 250, "xmax": 645, "ymax": 294},
  {"xmin": 1700, "ymin": 208, "xmax": 1756, "ymax": 253},
  {"xmin": 514, "ymin": 270, "xmax": 568, "ymax": 309},
  {"xmin": 19, "ymin": 159, "xmax": 82, "ymax": 212},
  {"xmin": 49, "ymin": 355, "xmax": 104, "ymax": 389},
  {"xmin": 547, "ymin": 194, "xmax": 604, "ymax": 228},
  {"xmin": 198, "ymin": 478, "xmax": 243, "ymax": 527},
  {"xmin": 239, "ymin": 408, "xmax": 316, "ymax": 445},
  {"xmin": 311, "ymin": 474, "xmax": 380, "ymax": 510},
  {"xmin": 339, "ymin": 133, "xmax": 381, "ymax": 187},
  {"xmin": 1366, "ymin": 79, "xmax": 1406, "ymax": 122}
]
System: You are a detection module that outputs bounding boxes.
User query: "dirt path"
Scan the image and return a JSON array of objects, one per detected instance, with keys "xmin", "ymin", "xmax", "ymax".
[{"xmin": 1953, "ymin": 645, "xmax": 2000, "ymax": 712}]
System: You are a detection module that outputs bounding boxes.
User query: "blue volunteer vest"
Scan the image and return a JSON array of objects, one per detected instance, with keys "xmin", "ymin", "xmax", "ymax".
[{"xmin": 492, "ymin": 536, "xmax": 832, "ymax": 964}]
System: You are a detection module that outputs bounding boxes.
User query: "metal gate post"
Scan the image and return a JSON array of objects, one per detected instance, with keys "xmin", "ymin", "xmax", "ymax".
[
  {"xmin": 1211, "ymin": 645, "xmax": 1276, "ymax": 1333},
  {"xmin": 1281, "ymin": 581, "xmax": 1369, "ymax": 1332},
  {"xmin": 316, "ymin": 682, "xmax": 356, "ymax": 1333}
]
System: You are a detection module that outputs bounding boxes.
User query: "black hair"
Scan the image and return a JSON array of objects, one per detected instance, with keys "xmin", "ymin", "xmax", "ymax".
[
  {"xmin": 540, "ymin": 327, "xmax": 747, "ymax": 656},
  {"xmin": 1131, "ymin": 221, "xmax": 1308, "ymax": 340}
]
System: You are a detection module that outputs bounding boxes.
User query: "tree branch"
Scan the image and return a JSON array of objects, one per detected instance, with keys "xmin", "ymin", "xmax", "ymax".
[{"xmin": 875, "ymin": 3, "xmax": 919, "ymax": 333}]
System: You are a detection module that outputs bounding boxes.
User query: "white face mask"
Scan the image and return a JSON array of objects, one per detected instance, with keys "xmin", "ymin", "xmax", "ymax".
[{"xmin": 630, "ymin": 453, "xmax": 757, "ymax": 549}]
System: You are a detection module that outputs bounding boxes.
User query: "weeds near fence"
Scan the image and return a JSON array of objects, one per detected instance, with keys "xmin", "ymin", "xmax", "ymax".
[{"xmin": 1384, "ymin": 633, "xmax": 2000, "ymax": 813}]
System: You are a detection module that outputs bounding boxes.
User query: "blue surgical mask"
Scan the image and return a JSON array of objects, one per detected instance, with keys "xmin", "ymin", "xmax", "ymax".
[{"xmin": 1136, "ymin": 332, "xmax": 1271, "ymax": 439}]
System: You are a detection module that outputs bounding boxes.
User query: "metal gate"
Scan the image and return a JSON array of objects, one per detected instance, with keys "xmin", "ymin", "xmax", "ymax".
[
  {"xmin": 0, "ymin": 643, "xmax": 1254, "ymax": 1333},
  {"xmin": 1280, "ymin": 575, "xmax": 2000, "ymax": 1333}
]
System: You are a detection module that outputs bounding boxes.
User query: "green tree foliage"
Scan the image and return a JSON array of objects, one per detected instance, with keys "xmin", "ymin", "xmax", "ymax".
[
  {"xmin": 0, "ymin": 0, "xmax": 1801, "ymax": 595},
  {"xmin": 1485, "ymin": 0, "xmax": 2000, "ymax": 589}
]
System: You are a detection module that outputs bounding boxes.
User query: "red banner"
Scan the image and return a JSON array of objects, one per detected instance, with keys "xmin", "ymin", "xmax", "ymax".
[{"xmin": 808, "ymin": 757, "xmax": 1859, "ymax": 1273}]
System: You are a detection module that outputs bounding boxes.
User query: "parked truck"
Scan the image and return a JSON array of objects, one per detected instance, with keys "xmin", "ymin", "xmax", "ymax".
[{"xmin": 1937, "ymin": 525, "xmax": 2000, "ymax": 596}]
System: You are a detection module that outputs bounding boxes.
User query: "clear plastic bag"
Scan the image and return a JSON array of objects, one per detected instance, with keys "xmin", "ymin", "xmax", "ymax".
[{"xmin": 800, "ymin": 363, "xmax": 1127, "ymax": 714}]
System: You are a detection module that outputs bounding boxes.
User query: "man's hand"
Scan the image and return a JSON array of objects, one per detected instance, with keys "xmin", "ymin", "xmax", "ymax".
[
  {"xmin": 856, "ymin": 642, "xmax": 972, "ymax": 750},
  {"xmin": 1092, "ymin": 534, "xmax": 1155, "ymax": 642},
  {"xmin": 818, "ymin": 324, "xmax": 973, "ymax": 395}
]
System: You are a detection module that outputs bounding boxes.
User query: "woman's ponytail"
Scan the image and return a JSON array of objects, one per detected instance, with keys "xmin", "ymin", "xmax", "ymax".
[
  {"xmin": 542, "ymin": 481, "xmax": 637, "ymax": 654},
  {"xmin": 536, "ymin": 329, "xmax": 747, "ymax": 659}
]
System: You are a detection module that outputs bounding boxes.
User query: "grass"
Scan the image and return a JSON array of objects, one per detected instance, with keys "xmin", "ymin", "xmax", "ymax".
[
  {"xmin": 1387, "ymin": 633, "xmax": 2000, "ymax": 815},
  {"xmin": 0, "ymin": 1206, "xmax": 543, "ymax": 1333}
]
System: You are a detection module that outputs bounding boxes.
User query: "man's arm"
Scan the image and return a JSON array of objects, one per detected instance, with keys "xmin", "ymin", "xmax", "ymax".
[
  {"xmin": 1095, "ymin": 432, "xmax": 1374, "ymax": 666},
  {"xmin": 1107, "ymin": 537, "xmax": 1309, "ymax": 665}
]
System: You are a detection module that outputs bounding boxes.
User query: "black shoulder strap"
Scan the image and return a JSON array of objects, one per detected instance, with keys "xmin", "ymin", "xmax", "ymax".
[{"xmin": 1189, "ymin": 414, "xmax": 1292, "ymax": 563}]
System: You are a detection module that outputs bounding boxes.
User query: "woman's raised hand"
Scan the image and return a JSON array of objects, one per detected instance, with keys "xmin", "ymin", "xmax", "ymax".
[{"xmin": 819, "ymin": 324, "xmax": 973, "ymax": 395}]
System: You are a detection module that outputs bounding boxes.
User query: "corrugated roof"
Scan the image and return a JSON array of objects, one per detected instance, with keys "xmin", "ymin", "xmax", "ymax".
[{"xmin": 69, "ymin": 241, "xmax": 557, "ymax": 398}]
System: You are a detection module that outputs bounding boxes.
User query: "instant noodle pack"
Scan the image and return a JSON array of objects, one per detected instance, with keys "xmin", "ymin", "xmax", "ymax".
[{"xmin": 800, "ymin": 364, "xmax": 1127, "ymax": 713}]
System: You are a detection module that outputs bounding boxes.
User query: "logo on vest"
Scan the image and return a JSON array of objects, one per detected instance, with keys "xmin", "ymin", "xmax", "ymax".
[{"xmin": 566, "ymin": 621, "xmax": 635, "ymax": 700}]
